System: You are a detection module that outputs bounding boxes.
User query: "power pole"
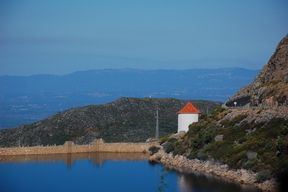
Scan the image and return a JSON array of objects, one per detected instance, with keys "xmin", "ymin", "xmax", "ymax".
[{"xmin": 155, "ymin": 106, "xmax": 159, "ymax": 139}]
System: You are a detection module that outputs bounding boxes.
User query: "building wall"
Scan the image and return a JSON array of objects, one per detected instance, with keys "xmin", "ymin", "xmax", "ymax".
[{"xmin": 177, "ymin": 113, "xmax": 199, "ymax": 132}]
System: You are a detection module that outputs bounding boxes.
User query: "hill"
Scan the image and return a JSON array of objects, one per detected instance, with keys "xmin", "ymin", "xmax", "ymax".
[
  {"xmin": 0, "ymin": 68, "xmax": 258, "ymax": 129},
  {"xmin": 226, "ymin": 34, "xmax": 288, "ymax": 107},
  {"xmin": 157, "ymin": 34, "xmax": 288, "ymax": 182},
  {"xmin": 0, "ymin": 97, "xmax": 222, "ymax": 147}
]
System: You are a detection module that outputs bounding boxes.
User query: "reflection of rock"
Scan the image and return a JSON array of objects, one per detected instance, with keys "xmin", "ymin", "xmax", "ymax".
[
  {"xmin": 89, "ymin": 152, "xmax": 149, "ymax": 165},
  {"xmin": 177, "ymin": 174, "xmax": 193, "ymax": 192}
]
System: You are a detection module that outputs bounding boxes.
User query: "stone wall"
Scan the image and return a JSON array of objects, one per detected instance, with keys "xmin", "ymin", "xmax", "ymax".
[{"xmin": 0, "ymin": 139, "xmax": 159, "ymax": 156}]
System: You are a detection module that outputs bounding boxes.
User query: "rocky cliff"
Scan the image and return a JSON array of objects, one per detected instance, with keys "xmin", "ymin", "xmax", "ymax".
[
  {"xmin": 0, "ymin": 97, "xmax": 222, "ymax": 147},
  {"xmin": 226, "ymin": 34, "xmax": 288, "ymax": 107}
]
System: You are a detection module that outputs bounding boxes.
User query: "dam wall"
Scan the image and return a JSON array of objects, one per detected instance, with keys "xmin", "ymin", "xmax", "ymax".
[{"xmin": 0, "ymin": 139, "xmax": 159, "ymax": 156}]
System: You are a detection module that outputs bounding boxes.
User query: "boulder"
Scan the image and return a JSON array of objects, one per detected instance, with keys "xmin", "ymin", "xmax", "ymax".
[{"xmin": 215, "ymin": 135, "xmax": 224, "ymax": 142}]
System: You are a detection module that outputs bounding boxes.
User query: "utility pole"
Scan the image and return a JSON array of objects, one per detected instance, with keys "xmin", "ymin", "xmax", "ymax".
[{"xmin": 155, "ymin": 106, "xmax": 159, "ymax": 139}]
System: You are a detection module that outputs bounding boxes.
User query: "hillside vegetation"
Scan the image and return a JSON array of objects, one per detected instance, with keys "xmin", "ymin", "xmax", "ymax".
[
  {"xmin": 161, "ymin": 107, "xmax": 288, "ymax": 178},
  {"xmin": 0, "ymin": 97, "xmax": 222, "ymax": 147}
]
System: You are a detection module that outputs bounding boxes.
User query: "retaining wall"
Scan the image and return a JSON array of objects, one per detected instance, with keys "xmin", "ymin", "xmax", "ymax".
[{"xmin": 0, "ymin": 139, "xmax": 159, "ymax": 156}]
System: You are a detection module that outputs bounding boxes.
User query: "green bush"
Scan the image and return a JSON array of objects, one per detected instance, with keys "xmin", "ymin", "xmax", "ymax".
[
  {"xmin": 149, "ymin": 145, "xmax": 160, "ymax": 155},
  {"xmin": 264, "ymin": 142, "xmax": 277, "ymax": 151},
  {"xmin": 277, "ymin": 137, "xmax": 288, "ymax": 154},
  {"xmin": 190, "ymin": 137, "xmax": 203, "ymax": 149},
  {"xmin": 280, "ymin": 123, "xmax": 288, "ymax": 135},
  {"xmin": 243, "ymin": 159, "xmax": 263, "ymax": 172},
  {"xmin": 257, "ymin": 138, "xmax": 267, "ymax": 148},
  {"xmin": 256, "ymin": 170, "xmax": 272, "ymax": 183},
  {"xmin": 163, "ymin": 142, "xmax": 174, "ymax": 153},
  {"xmin": 211, "ymin": 107, "xmax": 226, "ymax": 117},
  {"xmin": 168, "ymin": 137, "xmax": 177, "ymax": 143},
  {"xmin": 187, "ymin": 151, "xmax": 208, "ymax": 160},
  {"xmin": 227, "ymin": 150, "xmax": 247, "ymax": 168},
  {"xmin": 199, "ymin": 114, "xmax": 207, "ymax": 120},
  {"xmin": 243, "ymin": 160, "xmax": 255, "ymax": 169},
  {"xmin": 204, "ymin": 131, "xmax": 213, "ymax": 144},
  {"xmin": 172, "ymin": 149, "xmax": 181, "ymax": 156},
  {"xmin": 203, "ymin": 143, "xmax": 213, "ymax": 153},
  {"xmin": 187, "ymin": 151, "xmax": 198, "ymax": 159},
  {"xmin": 159, "ymin": 136, "xmax": 169, "ymax": 145},
  {"xmin": 197, "ymin": 152, "xmax": 208, "ymax": 161},
  {"xmin": 238, "ymin": 137, "xmax": 248, "ymax": 144},
  {"xmin": 186, "ymin": 123, "xmax": 205, "ymax": 137},
  {"xmin": 220, "ymin": 114, "xmax": 248, "ymax": 127}
]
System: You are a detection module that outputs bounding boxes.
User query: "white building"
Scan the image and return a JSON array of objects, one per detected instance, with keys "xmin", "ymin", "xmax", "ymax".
[{"xmin": 177, "ymin": 102, "xmax": 202, "ymax": 133}]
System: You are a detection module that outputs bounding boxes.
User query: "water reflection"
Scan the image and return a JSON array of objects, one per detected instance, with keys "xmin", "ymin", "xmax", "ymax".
[
  {"xmin": 0, "ymin": 152, "xmax": 149, "ymax": 167},
  {"xmin": 0, "ymin": 153, "xmax": 262, "ymax": 192},
  {"xmin": 168, "ymin": 167, "xmax": 262, "ymax": 192}
]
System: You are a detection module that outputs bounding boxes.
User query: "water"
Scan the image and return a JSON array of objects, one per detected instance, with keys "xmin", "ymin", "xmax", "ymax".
[{"xmin": 0, "ymin": 153, "xmax": 261, "ymax": 192}]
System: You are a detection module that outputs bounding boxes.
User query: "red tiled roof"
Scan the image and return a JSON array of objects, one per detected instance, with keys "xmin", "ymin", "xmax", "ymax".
[{"xmin": 178, "ymin": 102, "xmax": 202, "ymax": 114}]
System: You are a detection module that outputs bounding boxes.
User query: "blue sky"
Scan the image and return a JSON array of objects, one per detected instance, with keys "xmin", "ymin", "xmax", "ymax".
[{"xmin": 0, "ymin": 0, "xmax": 287, "ymax": 76}]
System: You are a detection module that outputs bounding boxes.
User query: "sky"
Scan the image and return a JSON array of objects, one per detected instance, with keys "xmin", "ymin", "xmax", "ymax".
[{"xmin": 0, "ymin": 0, "xmax": 288, "ymax": 76}]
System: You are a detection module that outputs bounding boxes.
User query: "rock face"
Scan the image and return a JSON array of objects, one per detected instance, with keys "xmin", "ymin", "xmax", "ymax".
[{"xmin": 226, "ymin": 34, "xmax": 288, "ymax": 107}]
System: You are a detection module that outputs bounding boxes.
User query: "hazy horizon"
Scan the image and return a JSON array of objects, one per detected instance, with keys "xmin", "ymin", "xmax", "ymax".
[
  {"xmin": 0, "ymin": 67, "xmax": 260, "ymax": 77},
  {"xmin": 1, "ymin": 0, "xmax": 287, "ymax": 76}
]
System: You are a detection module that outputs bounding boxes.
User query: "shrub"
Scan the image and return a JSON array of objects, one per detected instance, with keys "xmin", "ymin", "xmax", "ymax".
[
  {"xmin": 238, "ymin": 137, "xmax": 248, "ymax": 144},
  {"xmin": 243, "ymin": 160, "xmax": 255, "ymax": 169},
  {"xmin": 220, "ymin": 114, "xmax": 248, "ymax": 127},
  {"xmin": 219, "ymin": 119, "xmax": 230, "ymax": 127},
  {"xmin": 172, "ymin": 149, "xmax": 181, "ymax": 156},
  {"xmin": 149, "ymin": 146, "xmax": 160, "ymax": 155},
  {"xmin": 204, "ymin": 131, "xmax": 213, "ymax": 144},
  {"xmin": 175, "ymin": 141, "xmax": 184, "ymax": 148},
  {"xmin": 163, "ymin": 142, "xmax": 174, "ymax": 153},
  {"xmin": 187, "ymin": 123, "xmax": 206, "ymax": 136},
  {"xmin": 280, "ymin": 122, "xmax": 288, "ymax": 135},
  {"xmin": 159, "ymin": 136, "xmax": 169, "ymax": 145},
  {"xmin": 230, "ymin": 114, "xmax": 248, "ymax": 126},
  {"xmin": 197, "ymin": 152, "xmax": 208, "ymax": 161},
  {"xmin": 203, "ymin": 143, "xmax": 213, "ymax": 153},
  {"xmin": 190, "ymin": 137, "xmax": 202, "ymax": 149},
  {"xmin": 256, "ymin": 170, "xmax": 272, "ymax": 183},
  {"xmin": 168, "ymin": 137, "xmax": 177, "ymax": 143},
  {"xmin": 187, "ymin": 151, "xmax": 198, "ymax": 159},
  {"xmin": 264, "ymin": 142, "xmax": 277, "ymax": 151},
  {"xmin": 211, "ymin": 107, "xmax": 226, "ymax": 117},
  {"xmin": 199, "ymin": 114, "xmax": 207, "ymax": 120},
  {"xmin": 277, "ymin": 137, "xmax": 288, "ymax": 154},
  {"xmin": 227, "ymin": 150, "xmax": 247, "ymax": 168},
  {"xmin": 257, "ymin": 138, "xmax": 267, "ymax": 148}
]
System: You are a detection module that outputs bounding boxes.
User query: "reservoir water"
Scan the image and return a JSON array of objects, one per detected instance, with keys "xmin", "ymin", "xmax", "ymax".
[{"xmin": 0, "ymin": 152, "xmax": 261, "ymax": 192}]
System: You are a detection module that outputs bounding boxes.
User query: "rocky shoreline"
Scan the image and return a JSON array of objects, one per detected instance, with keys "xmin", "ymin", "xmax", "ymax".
[{"xmin": 149, "ymin": 150, "xmax": 278, "ymax": 192}]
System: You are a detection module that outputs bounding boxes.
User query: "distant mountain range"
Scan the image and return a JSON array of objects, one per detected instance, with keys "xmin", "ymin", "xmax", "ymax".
[{"xmin": 0, "ymin": 68, "xmax": 259, "ymax": 129}]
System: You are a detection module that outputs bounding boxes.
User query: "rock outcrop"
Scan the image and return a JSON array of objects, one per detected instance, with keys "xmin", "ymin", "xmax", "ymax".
[{"xmin": 226, "ymin": 34, "xmax": 288, "ymax": 107}]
